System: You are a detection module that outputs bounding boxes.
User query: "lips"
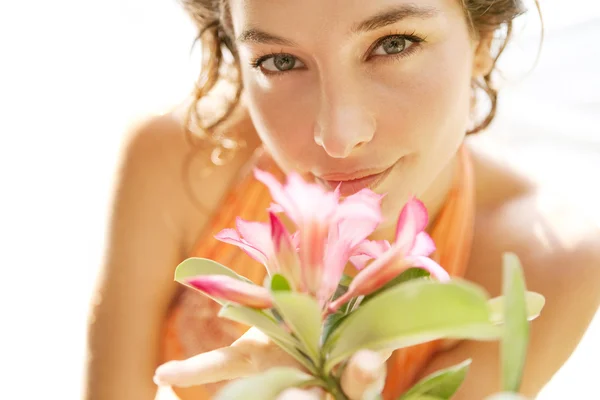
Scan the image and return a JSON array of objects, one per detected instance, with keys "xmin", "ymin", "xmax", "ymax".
[{"xmin": 316, "ymin": 162, "xmax": 397, "ymax": 196}]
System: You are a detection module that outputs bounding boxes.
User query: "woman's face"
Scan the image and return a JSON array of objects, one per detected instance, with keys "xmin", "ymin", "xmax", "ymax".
[{"xmin": 230, "ymin": 0, "xmax": 485, "ymax": 222}]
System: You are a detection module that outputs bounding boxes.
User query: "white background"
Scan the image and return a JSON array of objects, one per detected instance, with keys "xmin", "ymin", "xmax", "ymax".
[{"xmin": 0, "ymin": 0, "xmax": 599, "ymax": 398}]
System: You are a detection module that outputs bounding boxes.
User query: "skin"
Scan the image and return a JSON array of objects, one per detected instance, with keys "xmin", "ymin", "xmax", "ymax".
[
  {"xmin": 236, "ymin": 0, "xmax": 474, "ymax": 226},
  {"xmin": 84, "ymin": 0, "xmax": 600, "ymax": 399}
]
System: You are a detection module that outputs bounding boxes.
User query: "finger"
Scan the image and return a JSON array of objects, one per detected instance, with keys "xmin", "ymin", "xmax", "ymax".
[
  {"xmin": 153, "ymin": 345, "xmax": 252, "ymax": 387},
  {"xmin": 341, "ymin": 349, "xmax": 390, "ymax": 400},
  {"xmin": 440, "ymin": 338, "xmax": 461, "ymax": 351},
  {"xmin": 153, "ymin": 328, "xmax": 266, "ymax": 387},
  {"xmin": 276, "ymin": 387, "xmax": 324, "ymax": 400},
  {"xmin": 154, "ymin": 327, "xmax": 300, "ymax": 387}
]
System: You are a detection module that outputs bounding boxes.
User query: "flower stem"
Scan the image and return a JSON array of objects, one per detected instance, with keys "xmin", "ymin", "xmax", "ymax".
[{"xmin": 320, "ymin": 373, "xmax": 349, "ymax": 400}]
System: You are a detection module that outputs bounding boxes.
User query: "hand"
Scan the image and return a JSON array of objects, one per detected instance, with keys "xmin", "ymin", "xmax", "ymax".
[{"xmin": 154, "ymin": 327, "xmax": 391, "ymax": 400}]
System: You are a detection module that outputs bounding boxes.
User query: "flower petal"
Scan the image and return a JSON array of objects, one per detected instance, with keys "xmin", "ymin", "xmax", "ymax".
[
  {"xmin": 330, "ymin": 191, "xmax": 383, "ymax": 275},
  {"xmin": 338, "ymin": 216, "xmax": 381, "ymax": 249},
  {"xmin": 286, "ymin": 172, "xmax": 339, "ymax": 223},
  {"xmin": 298, "ymin": 218, "xmax": 329, "ymax": 297},
  {"xmin": 320, "ymin": 223, "xmax": 353, "ymax": 303},
  {"xmin": 395, "ymin": 197, "xmax": 429, "ymax": 253},
  {"xmin": 187, "ymin": 275, "xmax": 273, "ymax": 309},
  {"xmin": 254, "ymin": 168, "xmax": 300, "ymax": 223},
  {"xmin": 348, "ymin": 240, "xmax": 392, "ymax": 270},
  {"xmin": 215, "ymin": 228, "xmax": 268, "ymax": 266},
  {"xmin": 328, "ymin": 246, "xmax": 409, "ymax": 313},
  {"xmin": 406, "ymin": 256, "xmax": 451, "ymax": 282},
  {"xmin": 214, "ymin": 228, "xmax": 241, "ymax": 241},
  {"xmin": 267, "ymin": 202, "xmax": 284, "ymax": 214},
  {"xmin": 410, "ymin": 232, "xmax": 436, "ymax": 257},
  {"xmin": 269, "ymin": 212, "xmax": 303, "ymax": 290},
  {"xmin": 351, "ymin": 240, "xmax": 392, "ymax": 258},
  {"xmin": 348, "ymin": 254, "xmax": 373, "ymax": 271},
  {"xmin": 336, "ymin": 189, "xmax": 383, "ymax": 230},
  {"xmin": 290, "ymin": 231, "xmax": 300, "ymax": 250},
  {"xmin": 344, "ymin": 188, "xmax": 385, "ymax": 208},
  {"xmin": 236, "ymin": 218, "xmax": 273, "ymax": 257}
]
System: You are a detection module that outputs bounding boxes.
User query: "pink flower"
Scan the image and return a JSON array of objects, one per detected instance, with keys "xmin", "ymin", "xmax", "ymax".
[
  {"xmin": 329, "ymin": 197, "xmax": 450, "ymax": 313},
  {"xmin": 394, "ymin": 196, "xmax": 437, "ymax": 260},
  {"xmin": 319, "ymin": 190, "xmax": 384, "ymax": 303},
  {"xmin": 350, "ymin": 197, "xmax": 443, "ymax": 273},
  {"xmin": 348, "ymin": 240, "xmax": 392, "ymax": 270},
  {"xmin": 269, "ymin": 212, "xmax": 303, "ymax": 291},
  {"xmin": 186, "ymin": 275, "xmax": 273, "ymax": 309},
  {"xmin": 328, "ymin": 247, "xmax": 408, "ymax": 313},
  {"xmin": 254, "ymin": 169, "xmax": 382, "ymax": 302},
  {"xmin": 215, "ymin": 218, "xmax": 278, "ymax": 274},
  {"xmin": 211, "ymin": 170, "xmax": 445, "ymax": 314},
  {"xmin": 254, "ymin": 170, "xmax": 338, "ymax": 296}
]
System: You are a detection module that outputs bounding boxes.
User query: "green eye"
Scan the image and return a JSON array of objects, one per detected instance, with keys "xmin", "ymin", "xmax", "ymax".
[
  {"xmin": 273, "ymin": 54, "xmax": 296, "ymax": 71},
  {"xmin": 370, "ymin": 34, "xmax": 422, "ymax": 58},
  {"xmin": 378, "ymin": 36, "xmax": 407, "ymax": 55},
  {"xmin": 259, "ymin": 54, "xmax": 305, "ymax": 72}
]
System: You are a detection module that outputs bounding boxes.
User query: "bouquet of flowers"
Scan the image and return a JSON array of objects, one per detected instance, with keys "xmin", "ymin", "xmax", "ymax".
[{"xmin": 174, "ymin": 169, "xmax": 545, "ymax": 399}]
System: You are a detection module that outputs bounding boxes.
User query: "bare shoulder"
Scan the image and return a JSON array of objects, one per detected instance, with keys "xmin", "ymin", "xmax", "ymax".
[
  {"xmin": 421, "ymin": 143, "xmax": 600, "ymax": 398},
  {"xmin": 115, "ymin": 108, "xmax": 260, "ymax": 250},
  {"xmin": 85, "ymin": 108, "xmax": 260, "ymax": 399},
  {"xmin": 467, "ymin": 143, "xmax": 600, "ymax": 296}
]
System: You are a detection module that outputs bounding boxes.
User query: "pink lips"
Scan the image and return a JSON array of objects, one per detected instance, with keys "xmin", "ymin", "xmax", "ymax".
[{"xmin": 316, "ymin": 163, "xmax": 396, "ymax": 196}]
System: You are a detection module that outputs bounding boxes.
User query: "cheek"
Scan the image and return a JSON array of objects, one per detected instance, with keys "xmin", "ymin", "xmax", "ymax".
[
  {"xmin": 421, "ymin": 49, "xmax": 473, "ymax": 138},
  {"xmin": 369, "ymin": 42, "xmax": 474, "ymax": 211},
  {"xmin": 374, "ymin": 47, "xmax": 473, "ymax": 153},
  {"xmin": 243, "ymin": 73, "xmax": 319, "ymax": 172}
]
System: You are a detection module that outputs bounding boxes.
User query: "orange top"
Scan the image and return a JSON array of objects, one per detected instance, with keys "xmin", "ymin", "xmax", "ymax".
[{"xmin": 161, "ymin": 145, "xmax": 475, "ymax": 400}]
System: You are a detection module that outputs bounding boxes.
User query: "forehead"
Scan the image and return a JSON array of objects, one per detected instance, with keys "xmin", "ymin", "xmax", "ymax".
[{"xmin": 228, "ymin": 0, "xmax": 464, "ymax": 37}]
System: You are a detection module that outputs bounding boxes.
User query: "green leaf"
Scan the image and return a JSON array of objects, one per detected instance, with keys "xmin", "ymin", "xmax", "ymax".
[
  {"xmin": 330, "ymin": 281, "xmax": 352, "ymax": 314},
  {"xmin": 407, "ymin": 397, "xmax": 443, "ymax": 400},
  {"xmin": 500, "ymin": 253, "xmax": 530, "ymax": 392},
  {"xmin": 399, "ymin": 359, "xmax": 471, "ymax": 399},
  {"xmin": 175, "ymin": 257, "xmax": 254, "ymax": 284},
  {"xmin": 345, "ymin": 295, "xmax": 363, "ymax": 314},
  {"xmin": 323, "ymin": 279, "xmax": 501, "ymax": 372},
  {"xmin": 363, "ymin": 268, "xmax": 431, "ymax": 304},
  {"xmin": 174, "ymin": 258, "xmax": 254, "ymax": 305},
  {"xmin": 271, "ymin": 274, "xmax": 292, "ymax": 292},
  {"xmin": 215, "ymin": 367, "xmax": 316, "ymax": 400},
  {"xmin": 325, "ymin": 274, "xmax": 355, "ymax": 315},
  {"xmin": 331, "ymin": 282, "xmax": 350, "ymax": 302},
  {"xmin": 272, "ymin": 292, "xmax": 323, "ymax": 364},
  {"xmin": 321, "ymin": 312, "xmax": 349, "ymax": 345},
  {"xmin": 488, "ymin": 292, "xmax": 545, "ymax": 325},
  {"xmin": 339, "ymin": 274, "xmax": 354, "ymax": 287},
  {"xmin": 218, "ymin": 305, "xmax": 316, "ymax": 373},
  {"xmin": 218, "ymin": 305, "xmax": 296, "ymax": 347}
]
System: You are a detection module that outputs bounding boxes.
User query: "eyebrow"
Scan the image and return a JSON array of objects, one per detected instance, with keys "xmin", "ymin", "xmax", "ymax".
[
  {"xmin": 351, "ymin": 4, "xmax": 439, "ymax": 34},
  {"xmin": 236, "ymin": 4, "xmax": 439, "ymax": 47},
  {"xmin": 236, "ymin": 29, "xmax": 298, "ymax": 47}
]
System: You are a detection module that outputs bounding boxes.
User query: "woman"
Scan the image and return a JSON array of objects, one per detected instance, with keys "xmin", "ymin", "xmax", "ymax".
[{"xmin": 84, "ymin": 0, "xmax": 600, "ymax": 399}]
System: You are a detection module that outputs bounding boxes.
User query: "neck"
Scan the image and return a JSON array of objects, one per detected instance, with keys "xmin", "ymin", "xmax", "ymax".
[{"xmin": 422, "ymin": 152, "xmax": 459, "ymax": 230}]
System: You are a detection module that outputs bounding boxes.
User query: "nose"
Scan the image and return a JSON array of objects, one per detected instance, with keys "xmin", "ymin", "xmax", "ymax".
[{"xmin": 314, "ymin": 81, "xmax": 376, "ymax": 159}]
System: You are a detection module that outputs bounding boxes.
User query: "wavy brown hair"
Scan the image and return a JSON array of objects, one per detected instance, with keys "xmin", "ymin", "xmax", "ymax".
[{"xmin": 180, "ymin": 0, "xmax": 541, "ymax": 169}]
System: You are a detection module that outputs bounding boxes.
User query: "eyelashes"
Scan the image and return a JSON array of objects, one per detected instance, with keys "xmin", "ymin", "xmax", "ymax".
[
  {"xmin": 250, "ymin": 52, "xmax": 305, "ymax": 72},
  {"xmin": 249, "ymin": 30, "xmax": 427, "ymax": 76},
  {"xmin": 365, "ymin": 30, "xmax": 426, "ymax": 61}
]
